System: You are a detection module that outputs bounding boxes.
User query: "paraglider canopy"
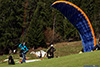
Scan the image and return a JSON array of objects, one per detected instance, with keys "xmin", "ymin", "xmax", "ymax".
[{"xmin": 51, "ymin": 1, "xmax": 96, "ymax": 52}]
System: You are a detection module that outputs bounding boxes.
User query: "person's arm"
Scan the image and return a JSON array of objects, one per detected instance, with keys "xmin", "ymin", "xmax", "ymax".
[
  {"xmin": 19, "ymin": 44, "xmax": 25, "ymax": 51},
  {"xmin": 19, "ymin": 43, "xmax": 22, "ymax": 48},
  {"xmin": 25, "ymin": 47, "xmax": 28, "ymax": 52},
  {"xmin": 24, "ymin": 46, "xmax": 28, "ymax": 54}
]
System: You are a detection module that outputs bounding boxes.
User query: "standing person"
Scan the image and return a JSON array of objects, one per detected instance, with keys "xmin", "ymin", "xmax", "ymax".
[
  {"xmin": 19, "ymin": 42, "xmax": 28, "ymax": 63},
  {"xmin": 47, "ymin": 44, "xmax": 56, "ymax": 59}
]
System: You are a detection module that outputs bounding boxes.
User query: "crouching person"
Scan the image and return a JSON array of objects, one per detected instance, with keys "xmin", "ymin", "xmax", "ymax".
[
  {"xmin": 19, "ymin": 42, "xmax": 28, "ymax": 63},
  {"xmin": 8, "ymin": 55, "xmax": 15, "ymax": 65}
]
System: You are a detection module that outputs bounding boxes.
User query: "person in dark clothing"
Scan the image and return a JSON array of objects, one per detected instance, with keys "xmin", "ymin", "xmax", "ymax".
[
  {"xmin": 93, "ymin": 44, "xmax": 100, "ymax": 50},
  {"xmin": 47, "ymin": 44, "xmax": 56, "ymax": 59},
  {"xmin": 8, "ymin": 55, "xmax": 15, "ymax": 65},
  {"xmin": 93, "ymin": 39, "xmax": 100, "ymax": 51},
  {"xmin": 19, "ymin": 42, "xmax": 28, "ymax": 63}
]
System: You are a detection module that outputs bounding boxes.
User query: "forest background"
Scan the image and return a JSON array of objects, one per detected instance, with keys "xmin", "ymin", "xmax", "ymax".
[{"xmin": 0, "ymin": 0, "xmax": 100, "ymax": 54}]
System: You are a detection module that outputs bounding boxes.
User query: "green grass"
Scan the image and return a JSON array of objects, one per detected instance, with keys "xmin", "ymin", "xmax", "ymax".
[
  {"xmin": 0, "ymin": 50, "xmax": 100, "ymax": 67},
  {"xmin": 0, "ymin": 53, "xmax": 37, "ymax": 64},
  {"xmin": 0, "ymin": 55, "xmax": 8, "ymax": 62},
  {"xmin": 0, "ymin": 41, "xmax": 99, "ymax": 67}
]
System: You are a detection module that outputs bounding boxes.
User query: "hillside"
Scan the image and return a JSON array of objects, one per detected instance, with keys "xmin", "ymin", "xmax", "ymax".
[
  {"xmin": 0, "ymin": 41, "xmax": 100, "ymax": 67},
  {"xmin": 0, "ymin": 41, "xmax": 83, "ymax": 62},
  {"xmin": 0, "ymin": 50, "xmax": 100, "ymax": 67},
  {"xmin": 54, "ymin": 41, "xmax": 83, "ymax": 57}
]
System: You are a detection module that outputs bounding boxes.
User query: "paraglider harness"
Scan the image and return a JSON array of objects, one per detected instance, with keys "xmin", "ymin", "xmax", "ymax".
[{"xmin": 47, "ymin": 47, "xmax": 56, "ymax": 59}]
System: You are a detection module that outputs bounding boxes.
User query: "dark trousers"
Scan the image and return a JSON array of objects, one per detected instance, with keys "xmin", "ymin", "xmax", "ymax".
[{"xmin": 22, "ymin": 53, "xmax": 26, "ymax": 63}]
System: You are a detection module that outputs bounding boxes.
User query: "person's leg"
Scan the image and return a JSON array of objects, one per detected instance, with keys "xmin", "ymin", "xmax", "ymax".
[
  {"xmin": 51, "ymin": 53, "xmax": 54, "ymax": 58},
  {"xmin": 22, "ymin": 53, "xmax": 26, "ymax": 63},
  {"xmin": 52, "ymin": 53, "xmax": 54, "ymax": 58}
]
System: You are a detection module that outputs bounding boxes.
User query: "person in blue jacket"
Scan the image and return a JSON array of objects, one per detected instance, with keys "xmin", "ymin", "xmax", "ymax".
[{"xmin": 19, "ymin": 42, "xmax": 28, "ymax": 63}]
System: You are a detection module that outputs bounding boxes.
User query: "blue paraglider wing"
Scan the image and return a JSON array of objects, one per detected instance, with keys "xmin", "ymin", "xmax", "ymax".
[{"xmin": 51, "ymin": 1, "xmax": 96, "ymax": 52}]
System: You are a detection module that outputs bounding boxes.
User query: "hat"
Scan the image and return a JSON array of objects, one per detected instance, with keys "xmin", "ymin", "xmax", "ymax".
[{"xmin": 51, "ymin": 44, "xmax": 53, "ymax": 47}]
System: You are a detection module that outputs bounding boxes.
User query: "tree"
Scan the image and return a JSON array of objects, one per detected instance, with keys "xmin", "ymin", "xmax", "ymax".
[
  {"xmin": 27, "ymin": 0, "xmax": 46, "ymax": 48},
  {"xmin": 0, "ymin": 0, "xmax": 24, "ymax": 54}
]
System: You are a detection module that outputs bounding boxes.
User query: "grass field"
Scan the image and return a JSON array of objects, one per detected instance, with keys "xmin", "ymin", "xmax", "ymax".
[
  {"xmin": 0, "ymin": 50, "xmax": 100, "ymax": 67},
  {"xmin": 0, "ymin": 41, "xmax": 83, "ymax": 62},
  {"xmin": 0, "ymin": 41, "xmax": 100, "ymax": 67},
  {"xmin": 54, "ymin": 41, "xmax": 83, "ymax": 57}
]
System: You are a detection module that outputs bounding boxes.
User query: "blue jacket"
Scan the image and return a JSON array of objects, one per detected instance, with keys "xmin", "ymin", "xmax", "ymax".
[{"xmin": 19, "ymin": 44, "xmax": 28, "ymax": 53}]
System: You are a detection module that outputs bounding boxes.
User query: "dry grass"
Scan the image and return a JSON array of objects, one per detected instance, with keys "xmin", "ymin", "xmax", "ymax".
[{"xmin": 54, "ymin": 41, "xmax": 83, "ymax": 57}]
